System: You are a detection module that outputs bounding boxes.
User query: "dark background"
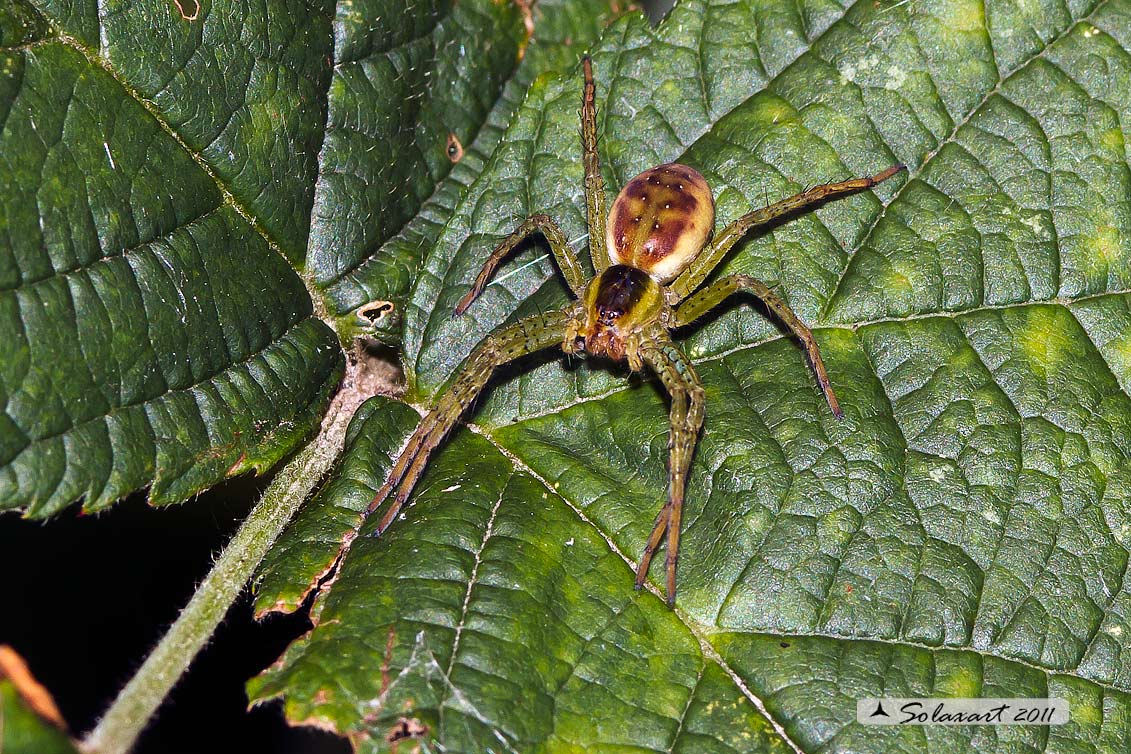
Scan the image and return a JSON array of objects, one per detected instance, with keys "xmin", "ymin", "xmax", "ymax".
[{"xmin": 0, "ymin": 474, "xmax": 349, "ymax": 754}]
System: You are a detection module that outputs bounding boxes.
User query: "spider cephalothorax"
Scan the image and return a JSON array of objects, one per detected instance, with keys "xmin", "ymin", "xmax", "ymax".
[
  {"xmin": 363, "ymin": 57, "xmax": 904, "ymax": 605},
  {"xmin": 567, "ymin": 264, "xmax": 666, "ymax": 369}
]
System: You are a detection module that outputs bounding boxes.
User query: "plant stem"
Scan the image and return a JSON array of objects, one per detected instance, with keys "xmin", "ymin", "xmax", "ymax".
[{"xmin": 81, "ymin": 355, "xmax": 376, "ymax": 754}]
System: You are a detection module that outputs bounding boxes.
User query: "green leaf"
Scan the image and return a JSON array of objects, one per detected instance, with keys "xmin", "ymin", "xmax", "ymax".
[
  {"xmin": 252, "ymin": 406, "xmax": 790, "ymax": 752},
  {"xmin": 253, "ymin": 0, "xmax": 1131, "ymax": 750},
  {"xmin": 1, "ymin": 0, "xmax": 538, "ymax": 514},
  {"xmin": 304, "ymin": 0, "xmax": 526, "ymax": 291}
]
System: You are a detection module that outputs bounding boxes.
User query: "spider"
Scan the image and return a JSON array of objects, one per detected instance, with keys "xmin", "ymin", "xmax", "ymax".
[{"xmin": 363, "ymin": 57, "xmax": 904, "ymax": 606}]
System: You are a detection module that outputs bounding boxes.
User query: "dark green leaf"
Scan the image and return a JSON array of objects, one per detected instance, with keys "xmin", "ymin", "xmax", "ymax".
[
  {"xmin": 1, "ymin": 0, "xmax": 535, "ymax": 514},
  {"xmin": 0, "ymin": 37, "xmax": 341, "ymax": 515},
  {"xmin": 324, "ymin": 0, "xmax": 618, "ymax": 341}
]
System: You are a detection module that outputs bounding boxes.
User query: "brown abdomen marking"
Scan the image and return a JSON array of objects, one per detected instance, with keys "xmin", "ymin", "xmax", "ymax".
[{"xmin": 605, "ymin": 163, "xmax": 715, "ymax": 283}]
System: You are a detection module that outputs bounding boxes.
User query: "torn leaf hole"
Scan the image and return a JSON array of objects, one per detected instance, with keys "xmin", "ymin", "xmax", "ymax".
[
  {"xmin": 446, "ymin": 132, "xmax": 464, "ymax": 163},
  {"xmin": 171, "ymin": 0, "xmax": 200, "ymax": 20},
  {"xmin": 386, "ymin": 717, "xmax": 428, "ymax": 743},
  {"xmin": 358, "ymin": 300, "xmax": 395, "ymax": 325}
]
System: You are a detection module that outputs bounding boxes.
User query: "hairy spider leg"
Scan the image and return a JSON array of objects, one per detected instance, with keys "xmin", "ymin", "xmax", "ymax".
[
  {"xmin": 675, "ymin": 274, "xmax": 843, "ymax": 418},
  {"xmin": 581, "ymin": 56, "xmax": 609, "ymax": 276},
  {"xmin": 454, "ymin": 214, "xmax": 587, "ymax": 315},
  {"xmin": 365, "ymin": 310, "xmax": 570, "ymax": 534},
  {"xmin": 635, "ymin": 341, "xmax": 705, "ymax": 606},
  {"xmin": 670, "ymin": 164, "xmax": 906, "ymax": 301}
]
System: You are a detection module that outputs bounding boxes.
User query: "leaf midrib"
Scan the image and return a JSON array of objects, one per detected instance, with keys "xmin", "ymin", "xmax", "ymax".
[{"xmin": 439, "ymin": 468, "xmax": 514, "ymax": 744}]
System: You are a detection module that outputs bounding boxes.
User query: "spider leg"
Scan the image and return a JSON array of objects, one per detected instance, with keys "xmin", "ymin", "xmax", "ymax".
[
  {"xmin": 635, "ymin": 341, "xmax": 705, "ymax": 606},
  {"xmin": 581, "ymin": 56, "xmax": 609, "ymax": 276},
  {"xmin": 365, "ymin": 309, "xmax": 570, "ymax": 533},
  {"xmin": 455, "ymin": 214, "xmax": 586, "ymax": 315},
  {"xmin": 674, "ymin": 274, "xmax": 842, "ymax": 418},
  {"xmin": 670, "ymin": 164, "xmax": 905, "ymax": 301}
]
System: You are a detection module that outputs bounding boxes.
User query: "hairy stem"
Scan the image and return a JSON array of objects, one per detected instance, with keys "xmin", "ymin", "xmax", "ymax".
[{"xmin": 81, "ymin": 353, "xmax": 381, "ymax": 754}]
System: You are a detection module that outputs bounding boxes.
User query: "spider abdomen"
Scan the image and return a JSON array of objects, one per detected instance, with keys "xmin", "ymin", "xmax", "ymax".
[{"xmin": 606, "ymin": 163, "xmax": 715, "ymax": 283}]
